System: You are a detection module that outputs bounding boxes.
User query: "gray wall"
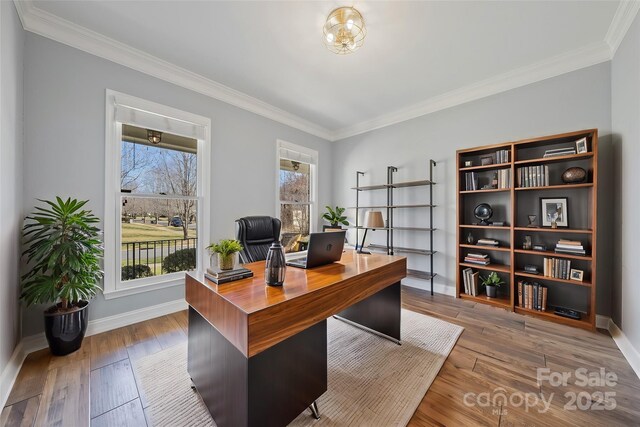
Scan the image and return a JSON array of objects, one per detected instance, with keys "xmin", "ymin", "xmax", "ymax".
[
  {"xmin": 333, "ymin": 63, "xmax": 613, "ymax": 316},
  {"xmin": 0, "ymin": 2, "xmax": 25, "ymax": 373},
  {"xmin": 21, "ymin": 33, "xmax": 333, "ymax": 336},
  {"xmin": 612, "ymin": 13, "xmax": 640, "ymax": 351}
]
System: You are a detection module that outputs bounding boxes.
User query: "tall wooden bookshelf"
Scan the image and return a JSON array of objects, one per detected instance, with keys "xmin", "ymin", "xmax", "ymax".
[{"xmin": 456, "ymin": 129, "xmax": 598, "ymax": 330}]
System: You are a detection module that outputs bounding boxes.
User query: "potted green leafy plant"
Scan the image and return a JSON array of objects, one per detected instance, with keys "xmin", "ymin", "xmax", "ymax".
[
  {"xmin": 480, "ymin": 272, "xmax": 504, "ymax": 298},
  {"xmin": 322, "ymin": 205, "xmax": 349, "ymax": 230},
  {"xmin": 21, "ymin": 197, "xmax": 103, "ymax": 356},
  {"xmin": 208, "ymin": 239, "xmax": 243, "ymax": 270}
]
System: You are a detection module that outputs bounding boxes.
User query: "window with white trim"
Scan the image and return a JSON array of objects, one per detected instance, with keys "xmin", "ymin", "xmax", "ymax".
[
  {"xmin": 277, "ymin": 140, "xmax": 318, "ymax": 251},
  {"xmin": 104, "ymin": 90, "xmax": 210, "ymax": 299}
]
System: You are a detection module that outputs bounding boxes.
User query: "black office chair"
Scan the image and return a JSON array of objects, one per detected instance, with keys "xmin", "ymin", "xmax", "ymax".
[{"xmin": 235, "ymin": 216, "xmax": 282, "ymax": 263}]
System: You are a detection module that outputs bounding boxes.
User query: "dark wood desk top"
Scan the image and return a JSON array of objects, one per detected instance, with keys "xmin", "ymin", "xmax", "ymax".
[{"xmin": 186, "ymin": 251, "xmax": 406, "ymax": 357}]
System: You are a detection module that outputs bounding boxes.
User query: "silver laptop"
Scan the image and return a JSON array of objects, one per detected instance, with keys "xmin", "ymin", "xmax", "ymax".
[{"xmin": 286, "ymin": 231, "xmax": 346, "ymax": 269}]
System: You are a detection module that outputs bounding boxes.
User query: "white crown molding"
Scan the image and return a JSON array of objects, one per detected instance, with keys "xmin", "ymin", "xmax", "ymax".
[
  {"xmin": 605, "ymin": 0, "xmax": 640, "ymax": 56},
  {"xmin": 12, "ymin": 1, "xmax": 635, "ymax": 142},
  {"xmin": 12, "ymin": 0, "xmax": 334, "ymax": 141},
  {"xmin": 333, "ymin": 41, "xmax": 613, "ymax": 141}
]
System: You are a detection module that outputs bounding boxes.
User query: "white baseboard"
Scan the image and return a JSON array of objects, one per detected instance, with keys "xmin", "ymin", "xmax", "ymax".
[
  {"xmin": 596, "ymin": 314, "xmax": 611, "ymax": 330},
  {"xmin": 0, "ymin": 298, "xmax": 187, "ymax": 408},
  {"xmin": 608, "ymin": 319, "xmax": 640, "ymax": 380},
  {"xmin": 401, "ymin": 277, "xmax": 456, "ymax": 296},
  {"xmin": 0, "ymin": 341, "xmax": 26, "ymax": 411}
]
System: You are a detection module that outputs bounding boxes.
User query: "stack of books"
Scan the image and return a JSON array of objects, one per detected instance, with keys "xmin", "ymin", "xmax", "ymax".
[
  {"xmin": 477, "ymin": 238, "xmax": 499, "ymax": 247},
  {"xmin": 543, "ymin": 258, "xmax": 571, "ymax": 280},
  {"xmin": 543, "ymin": 147, "xmax": 576, "ymax": 158},
  {"xmin": 464, "ymin": 253, "xmax": 490, "ymax": 266},
  {"xmin": 518, "ymin": 281, "xmax": 547, "ymax": 311},
  {"xmin": 462, "ymin": 268, "xmax": 479, "ymax": 296},
  {"xmin": 464, "ymin": 172, "xmax": 479, "ymax": 191},
  {"xmin": 517, "ymin": 165, "xmax": 550, "ymax": 188},
  {"xmin": 555, "ymin": 239, "xmax": 586, "ymax": 256},
  {"xmin": 495, "ymin": 149, "xmax": 510, "ymax": 164},
  {"xmin": 206, "ymin": 266, "xmax": 254, "ymax": 284}
]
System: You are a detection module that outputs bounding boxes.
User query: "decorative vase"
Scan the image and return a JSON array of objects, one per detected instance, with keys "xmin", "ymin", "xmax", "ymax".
[
  {"xmin": 44, "ymin": 300, "xmax": 89, "ymax": 356},
  {"xmin": 485, "ymin": 285, "xmax": 497, "ymax": 298},
  {"xmin": 265, "ymin": 242, "xmax": 286, "ymax": 286},
  {"xmin": 562, "ymin": 167, "xmax": 587, "ymax": 183},
  {"xmin": 218, "ymin": 253, "xmax": 235, "ymax": 270}
]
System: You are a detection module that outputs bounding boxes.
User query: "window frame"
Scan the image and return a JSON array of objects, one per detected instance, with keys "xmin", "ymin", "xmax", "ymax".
[
  {"xmin": 104, "ymin": 90, "xmax": 211, "ymax": 299},
  {"xmin": 276, "ymin": 140, "xmax": 318, "ymax": 234}
]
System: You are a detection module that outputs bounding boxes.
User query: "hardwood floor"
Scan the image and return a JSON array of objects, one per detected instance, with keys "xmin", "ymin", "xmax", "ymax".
[{"xmin": 2, "ymin": 287, "xmax": 639, "ymax": 426}]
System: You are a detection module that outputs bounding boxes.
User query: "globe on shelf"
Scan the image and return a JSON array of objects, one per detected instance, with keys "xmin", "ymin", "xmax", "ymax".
[{"xmin": 474, "ymin": 203, "xmax": 493, "ymax": 225}]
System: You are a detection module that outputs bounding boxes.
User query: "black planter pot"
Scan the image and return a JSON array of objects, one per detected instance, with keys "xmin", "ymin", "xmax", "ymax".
[
  {"xmin": 44, "ymin": 300, "xmax": 89, "ymax": 356},
  {"xmin": 323, "ymin": 225, "xmax": 343, "ymax": 231},
  {"xmin": 485, "ymin": 285, "xmax": 498, "ymax": 298}
]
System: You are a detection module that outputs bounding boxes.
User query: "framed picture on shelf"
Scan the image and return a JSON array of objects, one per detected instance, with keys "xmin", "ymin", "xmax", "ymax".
[
  {"xmin": 480, "ymin": 156, "xmax": 493, "ymax": 166},
  {"xmin": 575, "ymin": 137, "xmax": 588, "ymax": 154},
  {"xmin": 540, "ymin": 197, "xmax": 568, "ymax": 227},
  {"xmin": 570, "ymin": 269, "xmax": 584, "ymax": 282}
]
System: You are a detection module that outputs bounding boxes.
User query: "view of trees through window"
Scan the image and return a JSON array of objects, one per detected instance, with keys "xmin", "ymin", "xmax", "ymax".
[
  {"xmin": 120, "ymin": 124, "xmax": 198, "ymax": 281},
  {"xmin": 279, "ymin": 159, "xmax": 311, "ymax": 237}
]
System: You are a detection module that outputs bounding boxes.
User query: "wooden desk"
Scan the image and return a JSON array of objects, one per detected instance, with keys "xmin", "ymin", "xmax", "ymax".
[{"xmin": 186, "ymin": 251, "xmax": 406, "ymax": 427}]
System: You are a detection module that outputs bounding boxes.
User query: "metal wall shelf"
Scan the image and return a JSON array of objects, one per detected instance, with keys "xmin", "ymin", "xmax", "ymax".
[{"xmin": 353, "ymin": 160, "xmax": 437, "ymax": 295}]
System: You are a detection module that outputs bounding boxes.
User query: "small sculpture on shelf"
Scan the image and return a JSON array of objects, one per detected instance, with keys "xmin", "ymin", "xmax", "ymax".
[
  {"xmin": 527, "ymin": 215, "xmax": 537, "ymax": 228},
  {"xmin": 523, "ymin": 235, "xmax": 532, "ymax": 250},
  {"xmin": 562, "ymin": 167, "xmax": 587, "ymax": 184},
  {"xmin": 474, "ymin": 203, "xmax": 493, "ymax": 225},
  {"xmin": 466, "ymin": 232, "xmax": 475, "ymax": 245}
]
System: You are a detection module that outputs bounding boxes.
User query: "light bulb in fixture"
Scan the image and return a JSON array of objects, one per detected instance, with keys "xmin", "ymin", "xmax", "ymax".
[
  {"xmin": 326, "ymin": 33, "xmax": 335, "ymax": 43},
  {"xmin": 346, "ymin": 19, "xmax": 354, "ymax": 30}
]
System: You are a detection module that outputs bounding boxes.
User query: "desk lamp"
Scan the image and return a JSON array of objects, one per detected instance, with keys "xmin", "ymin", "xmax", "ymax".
[{"xmin": 358, "ymin": 210, "xmax": 385, "ymax": 254}]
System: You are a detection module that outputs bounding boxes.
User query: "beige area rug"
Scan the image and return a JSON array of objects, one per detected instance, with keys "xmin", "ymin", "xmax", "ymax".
[{"xmin": 134, "ymin": 309, "xmax": 463, "ymax": 426}]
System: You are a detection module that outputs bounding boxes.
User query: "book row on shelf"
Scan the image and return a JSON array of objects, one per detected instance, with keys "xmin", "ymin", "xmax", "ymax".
[
  {"xmin": 518, "ymin": 281, "xmax": 547, "ymax": 311},
  {"xmin": 542, "ymin": 258, "xmax": 573, "ymax": 280},
  {"xmin": 462, "ymin": 268, "xmax": 480, "ymax": 296},
  {"xmin": 463, "ymin": 169, "xmax": 511, "ymax": 191},
  {"xmin": 517, "ymin": 165, "xmax": 550, "ymax": 188},
  {"xmin": 495, "ymin": 149, "xmax": 510, "ymax": 164}
]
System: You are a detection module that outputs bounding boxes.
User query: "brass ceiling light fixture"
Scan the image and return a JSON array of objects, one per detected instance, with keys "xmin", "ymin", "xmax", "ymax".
[
  {"xmin": 147, "ymin": 129, "xmax": 162, "ymax": 144},
  {"xmin": 323, "ymin": 6, "xmax": 366, "ymax": 55}
]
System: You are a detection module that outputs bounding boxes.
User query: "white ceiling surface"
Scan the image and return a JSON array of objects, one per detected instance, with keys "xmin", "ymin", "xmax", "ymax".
[{"xmin": 33, "ymin": 1, "xmax": 619, "ymax": 135}]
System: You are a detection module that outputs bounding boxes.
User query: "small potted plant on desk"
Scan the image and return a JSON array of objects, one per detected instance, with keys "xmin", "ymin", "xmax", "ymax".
[
  {"xmin": 208, "ymin": 239, "xmax": 243, "ymax": 270},
  {"xmin": 481, "ymin": 272, "xmax": 504, "ymax": 298},
  {"xmin": 322, "ymin": 205, "xmax": 349, "ymax": 231},
  {"xmin": 21, "ymin": 197, "xmax": 104, "ymax": 356}
]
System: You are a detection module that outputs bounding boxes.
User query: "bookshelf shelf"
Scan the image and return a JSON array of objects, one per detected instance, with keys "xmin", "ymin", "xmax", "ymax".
[
  {"xmin": 459, "ymin": 162, "xmax": 511, "ymax": 172},
  {"xmin": 514, "ymin": 306, "xmax": 591, "ymax": 330},
  {"xmin": 460, "ymin": 244, "xmax": 511, "ymax": 252},
  {"xmin": 513, "ymin": 227, "xmax": 593, "ymax": 234},
  {"xmin": 457, "ymin": 129, "xmax": 598, "ymax": 330},
  {"xmin": 460, "ymin": 293, "xmax": 511, "ymax": 309},
  {"xmin": 513, "ymin": 248, "xmax": 592, "ymax": 260},
  {"xmin": 515, "ymin": 272, "xmax": 592, "ymax": 287},
  {"xmin": 514, "ymin": 152, "xmax": 594, "ymax": 166},
  {"xmin": 515, "ymin": 183, "xmax": 593, "ymax": 191},
  {"xmin": 347, "ymin": 204, "xmax": 435, "ymax": 209},
  {"xmin": 460, "ymin": 262, "xmax": 511, "ymax": 273},
  {"xmin": 459, "ymin": 224, "xmax": 510, "ymax": 230},
  {"xmin": 460, "ymin": 188, "xmax": 511, "ymax": 194}
]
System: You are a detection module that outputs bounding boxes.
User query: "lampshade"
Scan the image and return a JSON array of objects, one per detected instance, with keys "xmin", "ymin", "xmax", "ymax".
[
  {"xmin": 363, "ymin": 210, "xmax": 384, "ymax": 229},
  {"xmin": 323, "ymin": 6, "xmax": 366, "ymax": 55}
]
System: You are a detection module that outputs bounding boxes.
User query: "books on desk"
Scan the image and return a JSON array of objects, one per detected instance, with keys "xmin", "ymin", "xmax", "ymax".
[{"xmin": 206, "ymin": 266, "xmax": 254, "ymax": 284}]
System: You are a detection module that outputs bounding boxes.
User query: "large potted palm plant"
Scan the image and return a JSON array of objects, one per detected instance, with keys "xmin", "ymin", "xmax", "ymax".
[{"xmin": 21, "ymin": 197, "xmax": 103, "ymax": 355}]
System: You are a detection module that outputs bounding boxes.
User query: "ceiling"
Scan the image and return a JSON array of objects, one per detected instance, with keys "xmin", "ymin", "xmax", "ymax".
[{"xmin": 24, "ymin": 1, "xmax": 630, "ymax": 139}]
